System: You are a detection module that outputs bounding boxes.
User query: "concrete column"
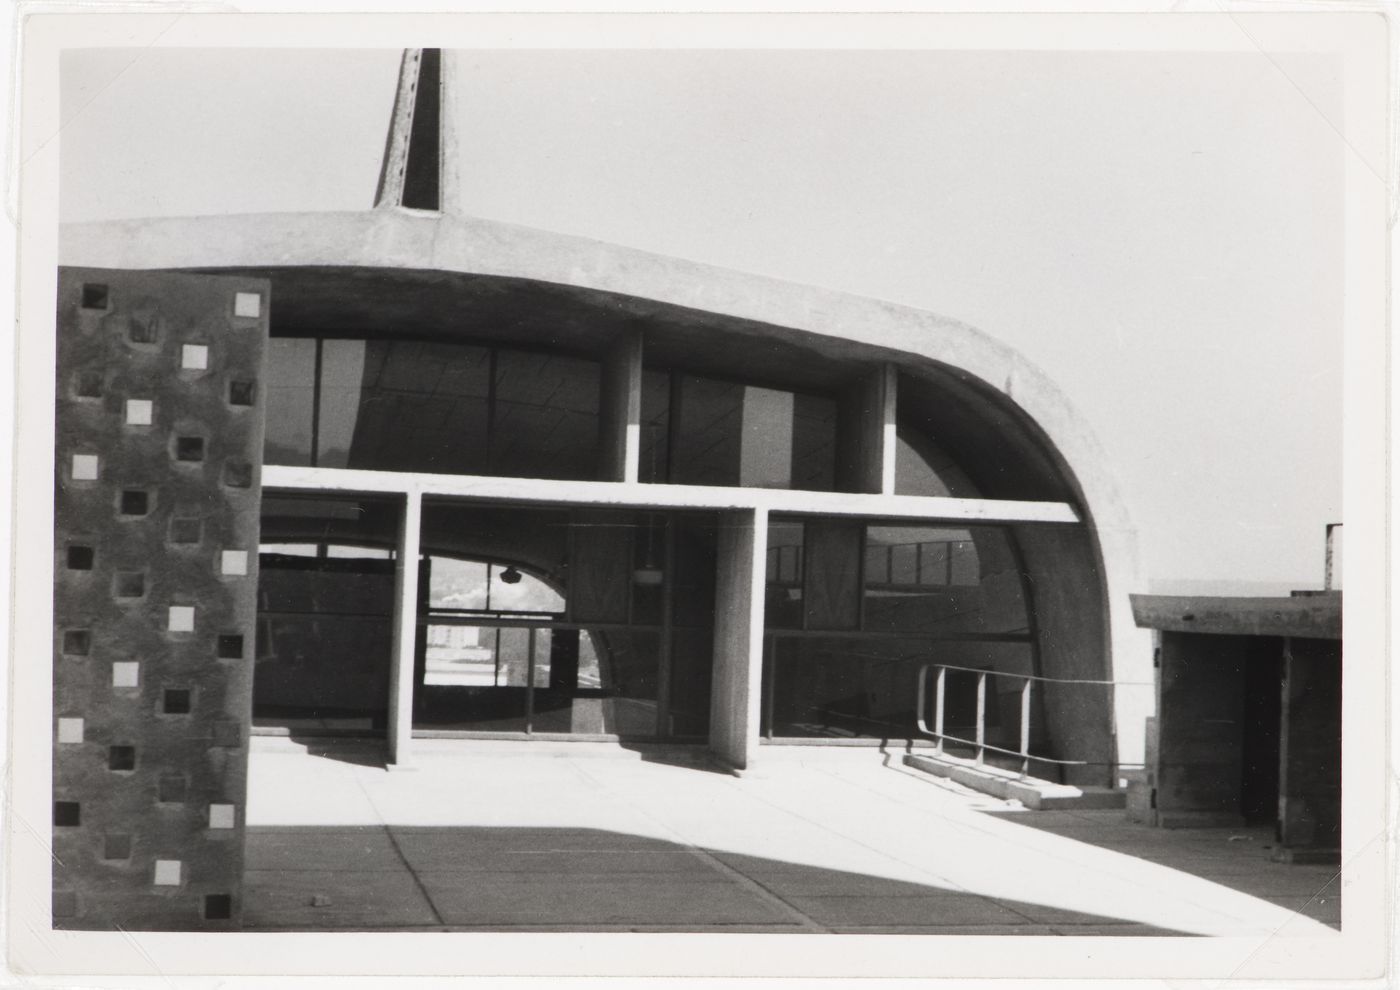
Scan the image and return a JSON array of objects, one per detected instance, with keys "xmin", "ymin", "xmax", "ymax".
[
  {"xmin": 837, "ymin": 363, "xmax": 897, "ymax": 494},
  {"xmin": 599, "ymin": 330, "xmax": 643, "ymax": 482},
  {"xmin": 709, "ymin": 507, "xmax": 768, "ymax": 771},
  {"xmin": 387, "ymin": 489, "xmax": 423, "ymax": 767}
]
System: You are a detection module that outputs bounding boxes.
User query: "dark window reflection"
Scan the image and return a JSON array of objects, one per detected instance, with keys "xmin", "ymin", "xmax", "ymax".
[
  {"xmin": 264, "ymin": 337, "xmax": 601, "ymax": 481},
  {"xmin": 761, "ymin": 517, "xmax": 1035, "ymax": 743},
  {"xmin": 263, "ymin": 339, "xmax": 317, "ymax": 466},
  {"xmin": 641, "ymin": 371, "xmax": 836, "ymax": 491}
]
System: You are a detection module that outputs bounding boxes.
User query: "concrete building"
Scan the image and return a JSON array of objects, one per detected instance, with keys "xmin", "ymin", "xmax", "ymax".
[{"xmin": 53, "ymin": 47, "xmax": 1339, "ymax": 933}]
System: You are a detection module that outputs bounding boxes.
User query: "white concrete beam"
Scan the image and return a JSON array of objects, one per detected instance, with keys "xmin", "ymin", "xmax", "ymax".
[{"xmin": 262, "ymin": 465, "xmax": 1081, "ymax": 525}]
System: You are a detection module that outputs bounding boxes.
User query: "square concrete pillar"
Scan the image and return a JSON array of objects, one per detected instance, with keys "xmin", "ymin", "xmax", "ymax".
[
  {"xmin": 598, "ymin": 330, "xmax": 643, "ymax": 483},
  {"xmin": 836, "ymin": 363, "xmax": 896, "ymax": 495},
  {"xmin": 386, "ymin": 490, "xmax": 423, "ymax": 767},
  {"xmin": 709, "ymin": 508, "xmax": 768, "ymax": 771}
]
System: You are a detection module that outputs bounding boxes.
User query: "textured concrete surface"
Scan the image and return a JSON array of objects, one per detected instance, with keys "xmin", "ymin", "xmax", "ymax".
[
  {"xmin": 53, "ymin": 268, "xmax": 268, "ymax": 930},
  {"xmin": 243, "ymin": 738, "xmax": 1341, "ymax": 935}
]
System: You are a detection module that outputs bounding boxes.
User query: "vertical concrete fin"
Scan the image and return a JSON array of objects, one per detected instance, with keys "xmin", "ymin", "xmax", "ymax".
[
  {"xmin": 375, "ymin": 49, "xmax": 448, "ymax": 212},
  {"xmin": 374, "ymin": 49, "xmax": 422, "ymax": 209}
]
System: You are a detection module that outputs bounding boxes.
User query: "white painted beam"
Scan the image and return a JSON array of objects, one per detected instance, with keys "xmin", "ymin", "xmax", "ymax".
[{"xmin": 262, "ymin": 464, "xmax": 1082, "ymax": 525}]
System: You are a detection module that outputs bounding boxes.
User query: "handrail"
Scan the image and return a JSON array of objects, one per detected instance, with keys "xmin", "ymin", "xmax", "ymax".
[
  {"xmin": 927, "ymin": 661, "xmax": 1152, "ymax": 687},
  {"xmin": 915, "ymin": 662, "xmax": 1149, "ymax": 779}
]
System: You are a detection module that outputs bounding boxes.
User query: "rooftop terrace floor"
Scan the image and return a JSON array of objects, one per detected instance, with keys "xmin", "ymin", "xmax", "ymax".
[{"xmin": 244, "ymin": 737, "xmax": 1341, "ymax": 936}]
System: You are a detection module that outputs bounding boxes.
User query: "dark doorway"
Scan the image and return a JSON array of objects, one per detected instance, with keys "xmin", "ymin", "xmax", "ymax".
[{"xmin": 1240, "ymin": 641, "xmax": 1283, "ymax": 828}]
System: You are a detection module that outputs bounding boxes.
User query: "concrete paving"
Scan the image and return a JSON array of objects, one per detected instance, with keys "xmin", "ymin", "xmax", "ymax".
[{"xmin": 243, "ymin": 737, "xmax": 1342, "ymax": 935}]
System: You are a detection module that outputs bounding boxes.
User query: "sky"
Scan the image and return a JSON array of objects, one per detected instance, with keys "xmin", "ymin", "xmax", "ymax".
[{"xmin": 58, "ymin": 46, "xmax": 1348, "ymax": 593}]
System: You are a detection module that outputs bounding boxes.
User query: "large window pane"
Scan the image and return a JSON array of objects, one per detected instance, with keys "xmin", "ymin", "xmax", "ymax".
[
  {"xmin": 263, "ymin": 338, "xmax": 316, "ymax": 465},
  {"xmin": 253, "ymin": 495, "xmax": 398, "ymax": 732},
  {"xmin": 863, "ymin": 524, "xmax": 1029, "ymax": 636},
  {"xmin": 491, "ymin": 350, "xmax": 601, "ymax": 480},
  {"xmin": 661, "ymin": 373, "xmax": 837, "ymax": 491},
  {"xmin": 339, "ymin": 340, "xmax": 492, "ymax": 474}
]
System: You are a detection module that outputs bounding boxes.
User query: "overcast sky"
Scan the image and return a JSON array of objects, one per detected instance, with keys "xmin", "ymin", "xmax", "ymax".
[{"xmin": 59, "ymin": 47, "xmax": 1346, "ymax": 593}]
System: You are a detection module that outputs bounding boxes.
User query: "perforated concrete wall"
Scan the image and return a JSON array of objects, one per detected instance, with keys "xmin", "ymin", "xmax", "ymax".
[{"xmin": 52, "ymin": 267, "xmax": 268, "ymax": 930}]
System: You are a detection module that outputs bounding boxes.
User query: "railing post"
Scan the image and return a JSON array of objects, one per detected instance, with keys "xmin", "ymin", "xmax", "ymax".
[
  {"xmin": 524, "ymin": 627, "xmax": 536, "ymax": 734},
  {"xmin": 975, "ymin": 671, "xmax": 986, "ymax": 766},
  {"xmin": 935, "ymin": 666, "xmax": 946, "ymax": 756},
  {"xmin": 1019, "ymin": 677, "xmax": 1032, "ymax": 779}
]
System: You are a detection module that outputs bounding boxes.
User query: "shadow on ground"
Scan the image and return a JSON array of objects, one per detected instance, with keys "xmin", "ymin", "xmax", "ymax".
[
  {"xmin": 241, "ymin": 825, "xmax": 1191, "ymax": 934},
  {"xmin": 979, "ymin": 810, "xmax": 1341, "ymax": 930}
]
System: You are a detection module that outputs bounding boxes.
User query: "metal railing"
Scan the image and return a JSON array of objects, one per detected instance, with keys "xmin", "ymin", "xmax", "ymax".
[{"xmin": 915, "ymin": 662, "xmax": 1148, "ymax": 779}]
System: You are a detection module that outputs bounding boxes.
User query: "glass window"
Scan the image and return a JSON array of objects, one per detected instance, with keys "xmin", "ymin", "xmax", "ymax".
[
  {"xmin": 864, "ymin": 524, "xmax": 1028, "ymax": 636},
  {"xmin": 492, "ymin": 350, "xmax": 601, "ymax": 480},
  {"xmin": 266, "ymin": 338, "xmax": 603, "ymax": 480},
  {"xmin": 894, "ymin": 425, "xmax": 979, "ymax": 498},
  {"xmin": 647, "ymin": 372, "xmax": 837, "ymax": 491},
  {"xmin": 263, "ymin": 338, "xmax": 316, "ymax": 466},
  {"xmin": 253, "ymin": 496, "xmax": 398, "ymax": 732}
]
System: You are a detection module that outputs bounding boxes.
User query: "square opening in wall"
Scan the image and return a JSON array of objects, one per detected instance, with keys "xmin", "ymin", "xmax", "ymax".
[
  {"xmin": 167, "ymin": 606, "xmax": 195, "ymax": 632},
  {"xmin": 113, "ymin": 571, "xmax": 146, "ymax": 599},
  {"xmin": 175, "ymin": 437, "xmax": 205, "ymax": 462},
  {"xmin": 54, "ymin": 801, "xmax": 81, "ymax": 827},
  {"xmin": 57, "ymin": 717, "xmax": 83, "ymax": 744},
  {"xmin": 220, "ymin": 550, "xmax": 248, "ymax": 576},
  {"xmin": 81, "ymin": 283, "xmax": 109, "ymax": 310},
  {"xmin": 52, "ymin": 890, "xmax": 79, "ymax": 919},
  {"xmin": 216, "ymin": 634, "xmax": 244, "ymax": 659},
  {"xmin": 209, "ymin": 804, "xmax": 236, "ymax": 829},
  {"xmin": 127, "ymin": 315, "xmax": 158, "ymax": 344},
  {"xmin": 181, "ymin": 344, "xmax": 209, "ymax": 370},
  {"xmin": 108, "ymin": 745, "xmax": 136, "ymax": 771},
  {"xmin": 125, "ymin": 399, "xmax": 153, "ymax": 426},
  {"xmin": 102, "ymin": 834, "xmax": 132, "ymax": 861},
  {"xmin": 112, "ymin": 662, "xmax": 139, "ymax": 688},
  {"xmin": 66, "ymin": 545, "xmax": 94, "ymax": 570},
  {"xmin": 74, "ymin": 371, "xmax": 103, "ymax": 398},
  {"xmin": 62, "ymin": 630, "xmax": 91, "ymax": 656},
  {"xmin": 223, "ymin": 461, "xmax": 253, "ymax": 489},
  {"xmin": 119, "ymin": 490, "xmax": 150, "ymax": 516},
  {"xmin": 153, "ymin": 860, "xmax": 181, "ymax": 886},
  {"xmin": 233, "ymin": 292, "xmax": 261, "ymax": 318},
  {"xmin": 157, "ymin": 775, "xmax": 187, "ymax": 803},
  {"xmin": 169, "ymin": 518, "xmax": 202, "ymax": 545},
  {"xmin": 71, "ymin": 454, "xmax": 98, "ymax": 481},
  {"xmin": 228, "ymin": 380, "xmax": 255, "ymax": 406},
  {"xmin": 163, "ymin": 688, "xmax": 192, "ymax": 714},
  {"xmin": 204, "ymin": 894, "xmax": 233, "ymax": 920}
]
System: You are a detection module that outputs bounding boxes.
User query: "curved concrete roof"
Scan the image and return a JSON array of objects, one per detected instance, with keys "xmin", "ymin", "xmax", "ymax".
[{"xmin": 59, "ymin": 206, "xmax": 1150, "ymax": 753}]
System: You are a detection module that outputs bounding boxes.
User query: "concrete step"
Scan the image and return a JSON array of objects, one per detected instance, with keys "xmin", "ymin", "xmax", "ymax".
[{"xmin": 903, "ymin": 753, "xmax": 1126, "ymax": 811}]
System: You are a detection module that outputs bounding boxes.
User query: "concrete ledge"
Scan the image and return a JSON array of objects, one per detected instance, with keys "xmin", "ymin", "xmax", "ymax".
[{"xmin": 903, "ymin": 753, "xmax": 1125, "ymax": 811}]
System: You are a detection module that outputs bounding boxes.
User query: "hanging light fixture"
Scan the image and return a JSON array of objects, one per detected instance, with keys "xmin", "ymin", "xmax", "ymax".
[{"xmin": 499, "ymin": 565, "xmax": 522, "ymax": 585}]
